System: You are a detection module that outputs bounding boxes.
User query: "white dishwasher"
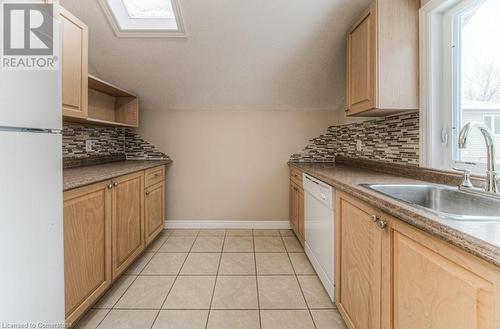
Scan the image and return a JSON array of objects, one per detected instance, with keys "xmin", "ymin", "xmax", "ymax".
[{"xmin": 303, "ymin": 173, "xmax": 335, "ymax": 301}]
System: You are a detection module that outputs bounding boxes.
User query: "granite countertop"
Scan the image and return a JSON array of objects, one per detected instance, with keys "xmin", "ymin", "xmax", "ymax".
[
  {"xmin": 290, "ymin": 162, "xmax": 500, "ymax": 267},
  {"xmin": 64, "ymin": 160, "xmax": 171, "ymax": 191}
]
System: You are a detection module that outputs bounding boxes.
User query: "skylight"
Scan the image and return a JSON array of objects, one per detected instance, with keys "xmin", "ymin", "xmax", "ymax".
[
  {"xmin": 122, "ymin": 0, "xmax": 175, "ymax": 19},
  {"xmin": 99, "ymin": 0, "xmax": 186, "ymax": 37}
]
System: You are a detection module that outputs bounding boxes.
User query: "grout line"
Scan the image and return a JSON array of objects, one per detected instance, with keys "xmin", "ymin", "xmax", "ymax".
[
  {"xmin": 148, "ymin": 231, "xmax": 197, "ymax": 329},
  {"xmin": 94, "ymin": 231, "xmax": 172, "ymax": 329},
  {"xmin": 280, "ymin": 233, "xmax": 319, "ymax": 329},
  {"xmin": 203, "ymin": 230, "xmax": 226, "ymax": 329},
  {"xmin": 101, "ymin": 307, "xmax": 318, "ymax": 311},
  {"xmin": 252, "ymin": 231, "xmax": 263, "ymax": 329},
  {"xmin": 89, "ymin": 229, "xmax": 337, "ymax": 329},
  {"xmin": 83, "ymin": 308, "xmax": 112, "ymax": 329}
]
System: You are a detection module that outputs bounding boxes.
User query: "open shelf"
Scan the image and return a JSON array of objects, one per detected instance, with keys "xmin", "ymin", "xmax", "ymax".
[{"xmin": 87, "ymin": 75, "xmax": 139, "ymax": 128}]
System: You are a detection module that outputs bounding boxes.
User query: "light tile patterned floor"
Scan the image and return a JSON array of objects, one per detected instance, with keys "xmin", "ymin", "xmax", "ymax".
[{"xmin": 74, "ymin": 229, "xmax": 347, "ymax": 329}]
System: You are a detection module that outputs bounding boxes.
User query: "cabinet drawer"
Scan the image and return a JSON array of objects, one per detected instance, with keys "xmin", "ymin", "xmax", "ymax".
[
  {"xmin": 290, "ymin": 167, "xmax": 303, "ymax": 187},
  {"xmin": 145, "ymin": 166, "xmax": 165, "ymax": 187}
]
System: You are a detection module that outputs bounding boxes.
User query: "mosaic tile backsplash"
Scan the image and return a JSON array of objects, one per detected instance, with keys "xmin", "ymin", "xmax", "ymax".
[
  {"xmin": 290, "ymin": 111, "xmax": 419, "ymax": 165},
  {"xmin": 63, "ymin": 122, "xmax": 169, "ymax": 162}
]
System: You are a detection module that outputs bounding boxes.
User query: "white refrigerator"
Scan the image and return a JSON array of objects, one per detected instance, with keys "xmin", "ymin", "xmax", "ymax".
[{"xmin": 0, "ymin": 62, "xmax": 64, "ymax": 323}]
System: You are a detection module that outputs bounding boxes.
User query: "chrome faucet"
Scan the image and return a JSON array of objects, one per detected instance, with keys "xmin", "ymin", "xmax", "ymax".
[{"xmin": 458, "ymin": 122, "xmax": 500, "ymax": 194}]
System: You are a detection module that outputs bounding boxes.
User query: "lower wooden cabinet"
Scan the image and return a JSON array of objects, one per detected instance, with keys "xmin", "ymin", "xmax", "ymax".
[
  {"xmin": 335, "ymin": 193, "xmax": 382, "ymax": 329},
  {"xmin": 290, "ymin": 180, "xmax": 304, "ymax": 245},
  {"xmin": 64, "ymin": 165, "xmax": 166, "ymax": 325},
  {"xmin": 63, "ymin": 181, "xmax": 111, "ymax": 326},
  {"xmin": 336, "ymin": 191, "xmax": 500, "ymax": 329},
  {"xmin": 387, "ymin": 219, "xmax": 500, "ymax": 329},
  {"xmin": 145, "ymin": 181, "xmax": 166, "ymax": 245},
  {"xmin": 111, "ymin": 171, "xmax": 145, "ymax": 279}
]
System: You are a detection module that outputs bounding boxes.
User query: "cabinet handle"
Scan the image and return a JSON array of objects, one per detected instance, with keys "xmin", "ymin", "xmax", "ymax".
[
  {"xmin": 113, "ymin": 182, "xmax": 118, "ymax": 187},
  {"xmin": 371, "ymin": 214, "xmax": 379, "ymax": 222},
  {"xmin": 376, "ymin": 220, "xmax": 387, "ymax": 229},
  {"xmin": 345, "ymin": 106, "xmax": 351, "ymax": 112},
  {"xmin": 146, "ymin": 191, "xmax": 150, "ymax": 195},
  {"xmin": 107, "ymin": 184, "xmax": 113, "ymax": 190}
]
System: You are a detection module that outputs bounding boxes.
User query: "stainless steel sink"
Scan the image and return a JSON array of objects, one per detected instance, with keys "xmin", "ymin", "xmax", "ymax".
[{"xmin": 360, "ymin": 184, "xmax": 500, "ymax": 221}]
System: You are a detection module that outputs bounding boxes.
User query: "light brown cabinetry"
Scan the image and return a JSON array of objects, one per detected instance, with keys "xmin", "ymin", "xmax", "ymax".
[
  {"xmin": 145, "ymin": 166, "xmax": 166, "ymax": 245},
  {"xmin": 346, "ymin": 5, "xmax": 375, "ymax": 115},
  {"xmin": 63, "ymin": 181, "xmax": 111, "ymax": 326},
  {"xmin": 60, "ymin": 8, "xmax": 139, "ymax": 127},
  {"xmin": 64, "ymin": 165, "xmax": 166, "ymax": 325},
  {"xmin": 335, "ymin": 191, "xmax": 500, "ymax": 329},
  {"xmin": 289, "ymin": 169, "xmax": 305, "ymax": 245},
  {"xmin": 86, "ymin": 75, "xmax": 139, "ymax": 128},
  {"xmin": 111, "ymin": 171, "xmax": 145, "ymax": 279},
  {"xmin": 145, "ymin": 181, "xmax": 165, "ymax": 245},
  {"xmin": 146, "ymin": 165, "xmax": 165, "ymax": 187},
  {"xmin": 385, "ymin": 218, "xmax": 500, "ymax": 329},
  {"xmin": 60, "ymin": 7, "xmax": 88, "ymax": 119},
  {"xmin": 346, "ymin": 0, "xmax": 419, "ymax": 117},
  {"xmin": 335, "ymin": 193, "xmax": 382, "ymax": 329}
]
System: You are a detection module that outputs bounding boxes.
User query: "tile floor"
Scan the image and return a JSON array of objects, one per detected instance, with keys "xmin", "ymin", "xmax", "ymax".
[{"xmin": 74, "ymin": 229, "xmax": 347, "ymax": 329}]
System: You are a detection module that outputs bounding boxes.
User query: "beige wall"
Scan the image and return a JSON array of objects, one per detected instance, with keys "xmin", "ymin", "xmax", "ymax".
[{"xmin": 138, "ymin": 109, "xmax": 334, "ymax": 222}]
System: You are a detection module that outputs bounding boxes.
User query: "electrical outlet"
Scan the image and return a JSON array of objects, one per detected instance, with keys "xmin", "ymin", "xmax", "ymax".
[
  {"xmin": 356, "ymin": 140, "xmax": 363, "ymax": 152},
  {"xmin": 85, "ymin": 140, "xmax": 96, "ymax": 152}
]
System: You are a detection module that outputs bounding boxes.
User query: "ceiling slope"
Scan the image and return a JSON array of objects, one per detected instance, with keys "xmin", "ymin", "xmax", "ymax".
[{"xmin": 60, "ymin": 0, "xmax": 369, "ymax": 111}]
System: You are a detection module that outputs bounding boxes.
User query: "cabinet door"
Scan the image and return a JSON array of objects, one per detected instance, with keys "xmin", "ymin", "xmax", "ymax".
[
  {"xmin": 145, "ymin": 180, "xmax": 165, "ymax": 245},
  {"xmin": 289, "ymin": 182, "xmax": 296, "ymax": 231},
  {"xmin": 346, "ymin": 4, "xmax": 376, "ymax": 116},
  {"xmin": 297, "ymin": 187, "xmax": 305, "ymax": 245},
  {"xmin": 335, "ymin": 193, "xmax": 383, "ymax": 329},
  {"xmin": 60, "ymin": 7, "xmax": 88, "ymax": 119},
  {"xmin": 385, "ymin": 219, "xmax": 500, "ymax": 329},
  {"xmin": 290, "ymin": 182, "xmax": 302, "ymax": 241},
  {"xmin": 112, "ymin": 172, "xmax": 145, "ymax": 279},
  {"xmin": 64, "ymin": 181, "xmax": 111, "ymax": 325}
]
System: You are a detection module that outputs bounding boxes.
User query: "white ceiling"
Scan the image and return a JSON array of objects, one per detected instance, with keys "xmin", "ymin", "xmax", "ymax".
[{"xmin": 60, "ymin": 0, "xmax": 370, "ymax": 111}]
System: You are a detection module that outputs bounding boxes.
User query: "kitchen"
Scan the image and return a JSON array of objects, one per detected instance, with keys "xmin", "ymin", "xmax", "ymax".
[{"xmin": 1, "ymin": 0, "xmax": 500, "ymax": 328}]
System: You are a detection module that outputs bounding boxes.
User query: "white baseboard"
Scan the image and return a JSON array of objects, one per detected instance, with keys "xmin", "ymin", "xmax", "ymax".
[{"xmin": 164, "ymin": 220, "xmax": 291, "ymax": 230}]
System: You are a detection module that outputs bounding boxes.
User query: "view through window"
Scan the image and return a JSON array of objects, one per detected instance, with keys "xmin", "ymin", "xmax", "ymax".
[
  {"xmin": 122, "ymin": 0, "xmax": 175, "ymax": 19},
  {"xmin": 456, "ymin": 0, "xmax": 500, "ymax": 165}
]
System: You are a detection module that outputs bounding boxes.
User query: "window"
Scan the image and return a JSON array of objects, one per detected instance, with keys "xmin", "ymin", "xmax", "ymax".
[
  {"xmin": 420, "ymin": 0, "xmax": 500, "ymax": 172},
  {"xmin": 99, "ymin": 0, "xmax": 186, "ymax": 37},
  {"xmin": 122, "ymin": 0, "xmax": 175, "ymax": 19},
  {"xmin": 483, "ymin": 115, "xmax": 500, "ymax": 135}
]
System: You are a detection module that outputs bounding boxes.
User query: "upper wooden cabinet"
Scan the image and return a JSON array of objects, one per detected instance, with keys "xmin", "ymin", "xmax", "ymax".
[
  {"xmin": 60, "ymin": 7, "xmax": 88, "ymax": 119},
  {"xmin": 86, "ymin": 75, "xmax": 139, "ymax": 128},
  {"xmin": 335, "ymin": 191, "xmax": 500, "ymax": 329},
  {"xmin": 60, "ymin": 8, "xmax": 139, "ymax": 127},
  {"xmin": 346, "ymin": 0, "xmax": 419, "ymax": 117}
]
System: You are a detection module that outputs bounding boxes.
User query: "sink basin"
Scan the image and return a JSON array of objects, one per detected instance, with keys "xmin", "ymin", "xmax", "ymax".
[{"xmin": 360, "ymin": 184, "xmax": 500, "ymax": 221}]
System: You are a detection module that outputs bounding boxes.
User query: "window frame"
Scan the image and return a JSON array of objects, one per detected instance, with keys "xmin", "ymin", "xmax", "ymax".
[
  {"xmin": 98, "ymin": 0, "xmax": 187, "ymax": 38},
  {"xmin": 420, "ymin": 0, "xmax": 492, "ymax": 173},
  {"xmin": 483, "ymin": 115, "xmax": 500, "ymax": 136}
]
